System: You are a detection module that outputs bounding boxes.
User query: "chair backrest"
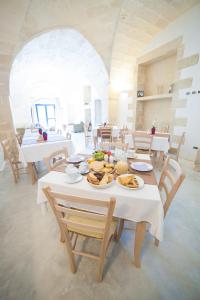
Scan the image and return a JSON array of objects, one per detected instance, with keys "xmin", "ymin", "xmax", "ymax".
[
  {"xmin": 42, "ymin": 187, "xmax": 116, "ymax": 241},
  {"xmin": 119, "ymin": 128, "xmax": 131, "ymax": 143},
  {"xmin": 44, "ymin": 147, "xmax": 68, "ymax": 171},
  {"xmin": 132, "ymin": 131, "xmax": 153, "ymax": 153},
  {"xmin": 159, "ymin": 157, "xmax": 185, "ymax": 217},
  {"xmin": 100, "ymin": 142, "xmax": 128, "ymax": 152},
  {"xmin": 99, "ymin": 128, "xmax": 112, "ymax": 141},
  {"xmin": 16, "ymin": 133, "xmax": 23, "ymax": 146}
]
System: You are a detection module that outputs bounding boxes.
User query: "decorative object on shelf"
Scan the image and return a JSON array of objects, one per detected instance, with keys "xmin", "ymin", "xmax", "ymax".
[
  {"xmin": 43, "ymin": 131, "xmax": 48, "ymax": 141},
  {"xmin": 168, "ymin": 84, "xmax": 173, "ymax": 94},
  {"xmin": 38, "ymin": 128, "xmax": 43, "ymax": 135},
  {"xmin": 137, "ymin": 90, "xmax": 144, "ymax": 97}
]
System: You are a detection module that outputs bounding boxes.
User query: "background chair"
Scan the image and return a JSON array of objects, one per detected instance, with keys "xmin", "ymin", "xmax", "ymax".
[
  {"xmin": 44, "ymin": 147, "xmax": 68, "ymax": 172},
  {"xmin": 117, "ymin": 157, "xmax": 185, "ymax": 247},
  {"xmin": 99, "ymin": 128, "xmax": 112, "ymax": 143},
  {"xmin": 168, "ymin": 132, "xmax": 185, "ymax": 161},
  {"xmin": 43, "ymin": 187, "xmax": 117, "ymax": 282},
  {"xmin": 155, "ymin": 156, "xmax": 185, "ymax": 245},
  {"xmin": 132, "ymin": 131, "xmax": 153, "ymax": 154},
  {"xmin": 1, "ymin": 138, "xmax": 26, "ymax": 183}
]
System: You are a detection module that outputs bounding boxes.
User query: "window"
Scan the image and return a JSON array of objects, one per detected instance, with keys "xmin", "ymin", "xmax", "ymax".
[{"xmin": 35, "ymin": 104, "xmax": 56, "ymax": 129}]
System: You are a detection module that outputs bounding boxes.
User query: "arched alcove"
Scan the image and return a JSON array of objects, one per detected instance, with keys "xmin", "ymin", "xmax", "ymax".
[{"xmin": 10, "ymin": 28, "xmax": 109, "ymax": 129}]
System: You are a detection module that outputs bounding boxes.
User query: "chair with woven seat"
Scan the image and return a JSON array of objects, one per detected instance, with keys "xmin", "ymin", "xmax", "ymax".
[
  {"xmin": 132, "ymin": 131, "xmax": 153, "ymax": 154},
  {"xmin": 117, "ymin": 157, "xmax": 185, "ymax": 247},
  {"xmin": 168, "ymin": 132, "xmax": 185, "ymax": 161},
  {"xmin": 44, "ymin": 147, "xmax": 68, "ymax": 172},
  {"xmin": 43, "ymin": 187, "xmax": 117, "ymax": 282},
  {"xmin": 154, "ymin": 156, "xmax": 185, "ymax": 245},
  {"xmin": 1, "ymin": 138, "xmax": 26, "ymax": 183}
]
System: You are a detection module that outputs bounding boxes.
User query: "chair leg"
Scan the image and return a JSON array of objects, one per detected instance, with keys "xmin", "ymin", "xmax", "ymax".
[
  {"xmin": 155, "ymin": 238, "xmax": 159, "ymax": 247},
  {"xmin": 116, "ymin": 219, "xmax": 125, "ymax": 241},
  {"xmin": 97, "ymin": 245, "xmax": 107, "ymax": 282},
  {"xmin": 64, "ymin": 231, "xmax": 76, "ymax": 273}
]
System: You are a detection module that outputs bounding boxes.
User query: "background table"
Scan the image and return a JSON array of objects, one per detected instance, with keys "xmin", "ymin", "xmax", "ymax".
[
  {"xmin": 125, "ymin": 134, "xmax": 169, "ymax": 152},
  {"xmin": 19, "ymin": 130, "xmax": 74, "ymax": 183}
]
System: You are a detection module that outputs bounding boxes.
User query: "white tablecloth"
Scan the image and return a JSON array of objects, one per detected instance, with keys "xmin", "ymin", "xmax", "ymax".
[
  {"xmin": 93, "ymin": 126, "xmax": 120, "ymax": 138},
  {"xmin": 125, "ymin": 134, "xmax": 169, "ymax": 152},
  {"xmin": 19, "ymin": 131, "xmax": 74, "ymax": 163},
  {"xmin": 37, "ymin": 171, "xmax": 164, "ymax": 241}
]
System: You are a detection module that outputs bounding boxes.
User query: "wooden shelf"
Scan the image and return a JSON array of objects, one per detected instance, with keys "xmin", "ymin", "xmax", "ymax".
[{"xmin": 137, "ymin": 93, "xmax": 172, "ymax": 101}]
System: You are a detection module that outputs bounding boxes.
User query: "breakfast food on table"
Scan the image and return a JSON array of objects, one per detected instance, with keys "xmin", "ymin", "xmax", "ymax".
[
  {"xmin": 115, "ymin": 160, "xmax": 128, "ymax": 175},
  {"xmin": 87, "ymin": 157, "xmax": 95, "ymax": 164},
  {"xmin": 93, "ymin": 151, "xmax": 105, "ymax": 161},
  {"xmin": 89, "ymin": 161, "xmax": 114, "ymax": 173},
  {"xmin": 118, "ymin": 174, "xmax": 139, "ymax": 188},
  {"xmin": 87, "ymin": 172, "xmax": 113, "ymax": 186}
]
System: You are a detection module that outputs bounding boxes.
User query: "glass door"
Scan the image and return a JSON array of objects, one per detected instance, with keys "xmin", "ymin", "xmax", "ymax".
[{"xmin": 35, "ymin": 104, "xmax": 56, "ymax": 129}]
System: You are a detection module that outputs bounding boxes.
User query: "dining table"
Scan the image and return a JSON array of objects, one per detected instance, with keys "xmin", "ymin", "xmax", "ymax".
[
  {"xmin": 19, "ymin": 129, "xmax": 74, "ymax": 184},
  {"xmin": 37, "ymin": 152, "xmax": 164, "ymax": 268}
]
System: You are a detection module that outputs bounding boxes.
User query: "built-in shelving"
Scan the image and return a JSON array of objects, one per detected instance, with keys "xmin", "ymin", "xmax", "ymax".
[{"xmin": 137, "ymin": 93, "xmax": 172, "ymax": 101}]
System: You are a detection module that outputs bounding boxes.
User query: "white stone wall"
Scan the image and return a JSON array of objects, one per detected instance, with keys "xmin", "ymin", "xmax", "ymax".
[{"xmin": 139, "ymin": 4, "xmax": 200, "ymax": 160}]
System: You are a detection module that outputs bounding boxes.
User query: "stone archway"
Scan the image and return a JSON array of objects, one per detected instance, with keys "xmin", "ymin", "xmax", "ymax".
[{"xmin": 9, "ymin": 28, "xmax": 109, "ymax": 129}]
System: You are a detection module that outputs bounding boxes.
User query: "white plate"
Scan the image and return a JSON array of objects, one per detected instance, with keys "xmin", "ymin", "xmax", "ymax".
[
  {"xmin": 65, "ymin": 174, "xmax": 83, "ymax": 184},
  {"xmin": 130, "ymin": 162, "xmax": 153, "ymax": 172},
  {"xmin": 116, "ymin": 174, "xmax": 144, "ymax": 190},
  {"xmin": 67, "ymin": 155, "xmax": 84, "ymax": 164},
  {"xmin": 87, "ymin": 179, "xmax": 114, "ymax": 189}
]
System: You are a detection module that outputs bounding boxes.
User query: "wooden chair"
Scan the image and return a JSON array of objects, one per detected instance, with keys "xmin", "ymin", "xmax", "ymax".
[
  {"xmin": 1, "ymin": 138, "xmax": 26, "ymax": 183},
  {"xmin": 100, "ymin": 141, "xmax": 128, "ymax": 152},
  {"xmin": 44, "ymin": 147, "xmax": 68, "ymax": 172},
  {"xmin": 43, "ymin": 187, "xmax": 117, "ymax": 281},
  {"xmin": 132, "ymin": 131, "xmax": 153, "ymax": 154},
  {"xmin": 117, "ymin": 157, "xmax": 185, "ymax": 248},
  {"xmin": 99, "ymin": 128, "xmax": 112, "ymax": 143},
  {"xmin": 15, "ymin": 133, "xmax": 23, "ymax": 146},
  {"xmin": 119, "ymin": 128, "xmax": 131, "ymax": 143},
  {"xmin": 168, "ymin": 132, "xmax": 185, "ymax": 161},
  {"xmin": 155, "ymin": 156, "xmax": 185, "ymax": 246}
]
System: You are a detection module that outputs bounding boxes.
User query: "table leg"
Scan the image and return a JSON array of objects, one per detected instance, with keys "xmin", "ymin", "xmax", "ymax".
[
  {"xmin": 134, "ymin": 221, "xmax": 146, "ymax": 268},
  {"xmin": 28, "ymin": 162, "xmax": 37, "ymax": 184}
]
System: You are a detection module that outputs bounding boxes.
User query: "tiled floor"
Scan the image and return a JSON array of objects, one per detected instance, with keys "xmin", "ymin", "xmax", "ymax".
[{"xmin": 0, "ymin": 138, "xmax": 200, "ymax": 300}]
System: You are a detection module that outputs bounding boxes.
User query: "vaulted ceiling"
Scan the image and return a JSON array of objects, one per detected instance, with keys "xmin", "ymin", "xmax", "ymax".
[{"xmin": 0, "ymin": 0, "xmax": 200, "ymax": 94}]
